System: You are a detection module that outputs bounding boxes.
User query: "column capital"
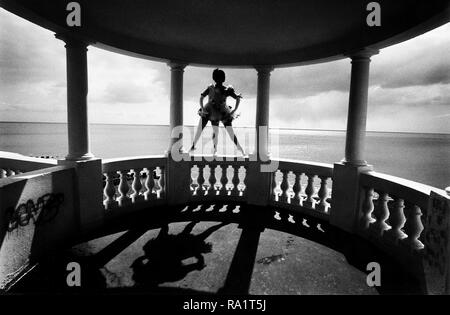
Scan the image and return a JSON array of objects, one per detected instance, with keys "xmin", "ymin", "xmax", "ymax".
[
  {"xmin": 55, "ymin": 33, "xmax": 93, "ymax": 50},
  {"xmin": 254, "ymin": 65, "xmax": 275, "ymax": 75},
  {"xmin": 167, "ymin": 60, "xmax": 188, "ymax": 72},
  {"xmin": 345, "ymin": 48, "xmax": 379, "ymax": 62}
]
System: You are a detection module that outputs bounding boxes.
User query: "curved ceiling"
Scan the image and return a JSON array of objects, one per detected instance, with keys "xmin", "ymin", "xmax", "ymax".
[{"xmin": 1, "ymin": 0, "xmax": 449, "ymax": 67}]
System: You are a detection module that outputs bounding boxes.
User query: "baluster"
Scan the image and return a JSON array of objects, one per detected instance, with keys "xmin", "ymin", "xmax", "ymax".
[
  {"xmin": 384, "ymin": 198, "xmax": 406, "ymax": 243},
  {"xmin": 144, "ymin": 168, "xmax": 155, "ymax": 200},
  {"xmin": 6, "ymin": 169, "xmax": 15, "ymax": 177},
  {"xmin": 208, "ymin": 165, "xmax": 217, "ymax": 196},
  {"xmin": 403, "ymin": 203, "xmax": 424, "ymax": 250},
  {"xmin": 291, "ymin": 172, "xmax": 302, "ymax": 206},
  {"xmin": 299, "ymin": 173, "xmax": 306, "ymax": 205},
  {"xmin": 131, "ymin": 168, "xmax": 144, "ymax": 203},
  {"xmin": 220, "ymin": 165, "xmax": 228, "ymax": 196},
  {"xmin": 197, "ymin": 165, "xmax": 205, "ymax": 196},
  {"xmin": 303, "ymin": 174, "xmax": 316, "ymax": 209},
  {"xmin": 117, "ymin": 170, "xmax": 131, "ymax": 206},
  {"xmin": 190, "ymin": 167, "xmax": 196, "ymax": 192},
  {"xmin": 203, "ymin": 166, "xmax": 210, "ymax": 195},
  {"xmin": 360, "ymin": 187, "xmax": 375, "ymax": 229},
  {"xmin": 103, "ymin": 172, "xmax": 118, "ymax": 209},
  {"xmin": 0, "ymin": 169, "xmax": 6, "ymax": 178},
  {"xmin": 158, "ymin": 167, "xmax": 166, "ymax": 199},
  {"xmin": 280, "ymin": 171, "xmax": 289, "ymax": 203},
  {"xmin": 231, "ymin": 166, "xmax": 240, "ymax": 197},
  {"xmin": 272, "ymin": 171, "xmax": 279, "ymax": 201},
  {"xmin": 316, "ymin": 176, "xmax": 330, "ymax": 213},
  {"xmin": 370, "ymin": 191, "xmax": 390, "ymax": 237},
  {"xmin": 242, "ymin": 166, "xmax": 248, "ymax": 196}
]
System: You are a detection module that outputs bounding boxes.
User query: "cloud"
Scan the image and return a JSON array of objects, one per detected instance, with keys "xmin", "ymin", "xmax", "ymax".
[
  {"xmin": 371, "ymin": 23, "xmax": 450, "ymax": 89},
  {"xmin": 150, "ymin": 23, "xmax": 450, "ymax": 103},
  {"xmin": 0, "ymin": 9, "xmax": 66, "ymax": 86},
  {"xmin": 0, "ymin": 8, "xmax": 448, "ymax": 134}
]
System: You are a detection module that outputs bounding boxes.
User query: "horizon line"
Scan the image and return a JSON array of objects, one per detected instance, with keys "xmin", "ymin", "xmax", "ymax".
[{"xmin": 0, "ymin": 120, "xmax": 449, "ymax": 135}]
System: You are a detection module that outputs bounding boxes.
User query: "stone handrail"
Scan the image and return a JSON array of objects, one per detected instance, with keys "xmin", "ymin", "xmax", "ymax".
[{"xmin": 0, "ymin": 151, "xmax": 57, "ymax": 178}]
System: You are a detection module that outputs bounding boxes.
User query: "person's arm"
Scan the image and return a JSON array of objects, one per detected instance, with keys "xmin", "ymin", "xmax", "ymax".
[
  {"xmin": 199, "ymin": 95, "xmax": 205, "ymax": 110},
  {"xmin": 231, "ymin": 96, "xmax": 241, "ymax": 114},
  {"xmin": 228, "ymin": 87, "xmax": 242, "ymax": 114},
  {"xmin": 199, "ymin": 87, "xmax": 209, "ymax": 116}
]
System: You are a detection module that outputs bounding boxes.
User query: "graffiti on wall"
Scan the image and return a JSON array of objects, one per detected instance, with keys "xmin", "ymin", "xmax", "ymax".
[{"xmin": 5, "ymin": 193, "xmax": 64, "ymax": 232}]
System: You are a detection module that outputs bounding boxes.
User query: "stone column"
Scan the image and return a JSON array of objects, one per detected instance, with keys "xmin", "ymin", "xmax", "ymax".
[
  {"xmin": 167, "ymin": 61, "xmax": 187, "ymax": 154},
  {"xmin": 254, "ymin": 66, "xmax": 273, "ymax": 160},
  {"xmin": 343, "ymin": 49, "xmax": 378, "ymax": 166},
  {"xmin": 254, "ymin": 66, "xmax": 274, "ymax": 160},
  {"xmin": 57, "ymin": 34, "xmax": 93, "ymax": 161},
  {"xmin": 166, "ymin": 61, "xmax": 190, "ymax": 206},
  {"xmin": 247, "ymin": 66, "xmax": 274, "ymax": 207},
  {"xmin": 331, "ymin": 49, "xmax": 378, "ymax": 233}
]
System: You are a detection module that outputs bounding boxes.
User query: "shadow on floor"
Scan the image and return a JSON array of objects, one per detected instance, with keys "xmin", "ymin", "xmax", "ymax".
[
  {"xmin": 7, "ymin": 218, "xmax": 424, "ymax": 295},
  {"xmin": 131, "ymin": 221, "xmax": 228, "ymax": 288}
]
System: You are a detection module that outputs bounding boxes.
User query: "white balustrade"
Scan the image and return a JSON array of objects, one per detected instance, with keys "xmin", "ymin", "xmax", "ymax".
[
  {"xmin": 270, "ymin": 159, "xmax": 333, "ymax": 217},
  {"xmin": 403, "ymin": 203, "xmax": 424, "ymax": 250},
  {"xmin": 316, "ymin": 176, "xmax": 330, "ymax": 213},
  {"xmin": 0, "ymin": 152, "xmax": 57, "ymax": 178},
  {"xmin": 101, "ymin": 156, "xmax": 167, "ymax": 210},
  {"xmin": 208, "ymin": 165, "xmax": 217, "ymax": 196},
  {"xmin": 189, "ymin": 159, "xmax": 248, "ymax": 201},
  {"xmin": 360, "ymin": 187, "xmax": 375, "ymax": 229},
  {"xmin": 291, "ymin": 172, "xmax": 303, "ymax": 206},
  {"xmin": 103, "ymin": 171, "xmax": 118, "ymax": 210},
  {"xmin": 359, "ymin": 172, "xmax": 432, "ymax": 252},
  {"xmin": 131, "ymin": 168, "xmax": 144, "ymax": 203},
  {"xmin": 280, "ymin": 171, "xmax": 290, "ymax": 204},
  {"xmin": 220, "ymin": 165, "xmax": 228, "ymax": 196},
  {"xmin": 303, "ymin": 174, "xmax": 316, "ymax": 209},
  {"xmin": 369, "ymin": 191, "xmax": 390, "ymax": 236},
  {"xmin": 384, "ymin": 198, "xmax": 407, "ymax": 244}
]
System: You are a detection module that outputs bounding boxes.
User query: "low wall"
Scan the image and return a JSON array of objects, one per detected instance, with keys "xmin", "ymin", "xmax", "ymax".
[{"xmin": 0, "ymin": 166, "xmax": 77, "ymax": 289}]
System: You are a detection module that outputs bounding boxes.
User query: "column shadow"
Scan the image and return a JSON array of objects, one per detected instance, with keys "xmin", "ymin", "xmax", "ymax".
[{"xmin": 218, "ymin": 225, "xmax": 262, "ymax": 295}]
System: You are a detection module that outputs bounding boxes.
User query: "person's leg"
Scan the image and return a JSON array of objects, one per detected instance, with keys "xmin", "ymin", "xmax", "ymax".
[
  {"xmin": 223, "ymin": 121, "xmax": 245, "ymax": 155},
  {"xmin": 181, "ymin": 221, "xmax": 198, "ymax": 236},
  {"xmin": 190, "ymin": 117, "xmax": 209, "ymax": 151},
  {"xmin": 211, "ymin": 120, "xmax": 219, "ymax": 155}
]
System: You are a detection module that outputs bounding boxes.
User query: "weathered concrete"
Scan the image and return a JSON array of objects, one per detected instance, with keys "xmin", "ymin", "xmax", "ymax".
[{"xmin": 9, "ymin": 221, "xmax": 378, "ymax": 295}]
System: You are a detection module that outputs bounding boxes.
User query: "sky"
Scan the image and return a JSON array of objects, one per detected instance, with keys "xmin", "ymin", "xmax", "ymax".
[{"xmin": 0, "ymin": 8, "xmax": 449, "ymax": 133}]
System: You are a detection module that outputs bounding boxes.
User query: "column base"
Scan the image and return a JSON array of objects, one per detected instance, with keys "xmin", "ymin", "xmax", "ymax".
[
  {"xmin": 165, "ymin": 148, "xmax": 189, "ymax": 162},
  {"xmin": 65, "ymin": 152, "xmax": 95, "ymax": 161},
  {"xmin": 330, "ymin": 162, "xmax": 373, "ymax": 233},
  {"xmin": 341, "ymin": 159, "xmax": 368, "ymax": 167},
  {"xmin": 249, "ymin": 151, "xmax": 271, "ymax": 162}
]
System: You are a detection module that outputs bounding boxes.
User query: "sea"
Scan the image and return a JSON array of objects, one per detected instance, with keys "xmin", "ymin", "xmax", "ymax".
[{"xmin": 0, "ymin": 122, "xmax": 449, "ymax": 189}]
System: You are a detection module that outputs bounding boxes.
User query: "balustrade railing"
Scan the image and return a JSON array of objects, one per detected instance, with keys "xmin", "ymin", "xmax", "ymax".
[
  {"xmin": 0, "ymin": 151, "xmax": 57, "ymax": 178},
  {"xmin": 270, "ymin": 159, "xmax": 333, "ymax": 219},
  {"xmin": 102, "ymin": 155, "xmax": 167, "ymax": 210},
  {"xmin": 358, "ymin": 171, "xmax": 436, "ymax": 252},
  {"xmin": 2, "ymin": 149, "xmax": 448, "ymax": 293},
  {"xmin": 189, "ymin": 156, "xmax": 249, "ymax": 202}
]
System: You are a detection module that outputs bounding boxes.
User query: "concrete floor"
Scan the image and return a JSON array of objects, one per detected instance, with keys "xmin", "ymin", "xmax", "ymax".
[{"xmin": 26, "ymin": 221, "xmax": 377, "ymax": 295}]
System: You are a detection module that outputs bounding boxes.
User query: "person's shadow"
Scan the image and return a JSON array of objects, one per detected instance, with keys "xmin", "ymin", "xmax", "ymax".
[{"xmin": 131, "ymin": 221, "xmax": 227, "ymax": 288}]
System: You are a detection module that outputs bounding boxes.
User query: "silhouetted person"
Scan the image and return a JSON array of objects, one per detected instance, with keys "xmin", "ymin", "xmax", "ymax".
[
  {"xmin": 190, "ymin": 69, "xmax": 245, "ymax": 155},
  {"xmin": 131, "ymin": 221, "xmax": 227, "ymax": 288}
]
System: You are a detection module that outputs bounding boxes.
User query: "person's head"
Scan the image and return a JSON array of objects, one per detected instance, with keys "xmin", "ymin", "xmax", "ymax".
[{"xmin": 212, "ymin": 68, "xmax": 225, "ymax": 84}]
